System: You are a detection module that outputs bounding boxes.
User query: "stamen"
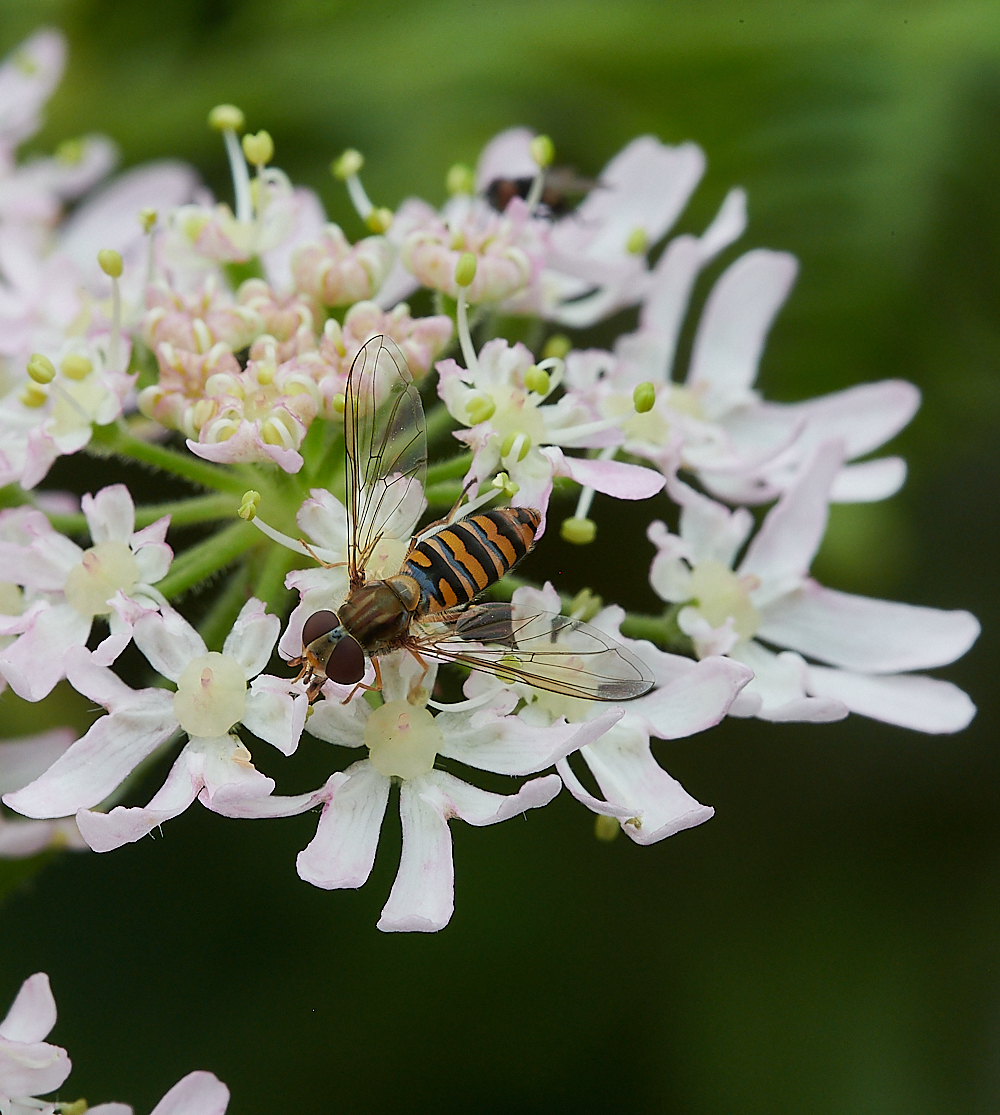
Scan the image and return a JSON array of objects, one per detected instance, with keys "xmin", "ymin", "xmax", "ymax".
[
  {"xmin": 525, "ymin": 134, "xmax": 554, "ymax": 214},
  {"xmin": 138, "ymin": 207, "xmax": 157, "ymax": 286},
  {"xmin": 454, "ymin": 252, "xmax": 480, "ymax": 376},
  {"xmin": 332, "ymin": 149, "xmax": 374, "ymax": 222},
  {"xmin": 98, "ymin": 249, "xmax": 123, "ymax": 372},
  {"xmin": 209, "ymin": 105, "xmax": 252, "ymax": 222},
  {"xmin": 245, "ymin": 507, "xmax": 339, "ymax": 563}
]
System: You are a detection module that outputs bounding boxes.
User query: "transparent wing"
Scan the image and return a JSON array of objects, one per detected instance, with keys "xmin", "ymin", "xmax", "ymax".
[
  {"xmin": 412, "ymin": 602, "xmax": 654, "ymax": 702},
  {"xmin": 345, "ymin": 335, "xmax": 427, "ymax": 585}
]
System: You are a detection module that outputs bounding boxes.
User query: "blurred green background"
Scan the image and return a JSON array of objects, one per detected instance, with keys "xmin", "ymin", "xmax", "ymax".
[{"xmin": 1, "ymin": 0, "xmax": 998, "ymax": 1111}]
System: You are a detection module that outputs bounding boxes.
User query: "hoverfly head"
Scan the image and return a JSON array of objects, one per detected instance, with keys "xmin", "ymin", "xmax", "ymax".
[{"xmin": 301, "ymin": 609, "xmax": 366, "ymax": 685}]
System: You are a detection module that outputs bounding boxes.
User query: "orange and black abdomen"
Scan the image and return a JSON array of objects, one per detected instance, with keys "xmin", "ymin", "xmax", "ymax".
[{"xmin": 402, "ymin": 507, "xmax": 541, "ymax": 613}]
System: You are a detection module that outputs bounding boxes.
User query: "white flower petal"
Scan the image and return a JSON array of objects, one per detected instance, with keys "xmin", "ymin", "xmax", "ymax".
[
  {"xmin": 0, "ymin": 729, "xmax": 76, "ymax": 796},
  {"xmin": 149, "ymin": 1070, "xmax": 230, "ymax": 1115},
  {"xmin": 301, "ymin": 690, "xmax": 369, "ymax": 748},
  {"xmin": 222, "ymin": 597, "xmax": 279, "ymax": 679},
  {"xmin": 730, "ymin": 640, "xmax": 848, "ymax": 722},
  {"xmin": 296, "ymin": 760, "xmax": 389, "ymax": 889},
  {"xmin": 82, "ymin": 484, "xmax": 135, "ymax": 543},
  {"xmin": 206, "ymin": 775, "xmax": 336, "ymax": 819},
  {"xmin": 829, "ymin": 457, "xmax": 907, "ymax": 502},
  {"xmin": 242, "ymin": 675, "xmax": 308, "ymax": 755},
  {"xmin": 297, "ymin": 488, "xmax": 349, "ymax": 551},
  {"xmin": 0, "ymin": 1035, "xmax": 71, "ymax": 1101},
  {"xmin": 0, "ymin": 973, "xmax": 56, "ymax": 1043},
  {"xmin": 0, "ymin": 601, "xmax": 91, "ymax": 701},
  {"xmin": 628, "ymin": 654, "xmax": 752, "ymax": 739},
  {"xmin": 133, "ymin": 604, "xmax": 207, "ymax": 682}
]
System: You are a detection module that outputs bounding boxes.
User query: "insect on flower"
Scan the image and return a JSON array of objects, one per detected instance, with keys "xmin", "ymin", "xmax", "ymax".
[{"xmin": 291, "ymin": 335, "xmax": 655, "ymax": 704}]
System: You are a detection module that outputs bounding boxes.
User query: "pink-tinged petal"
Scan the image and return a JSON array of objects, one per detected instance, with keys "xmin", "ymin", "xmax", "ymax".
[
  {"xmin": 550, "ymin": 450, "xmax": 665, "ymax": 499},
  {"xmin": 0, "ymin": 729, "xmax": 75, "ymax": 795},
  {"xmin": 130, "ymin": 515, "xmax": 170, "ymax": 550},
  {"xmin": 427, "ymin": 769, "xmax": 562, "ymax": 826},
  {"xmin": 81, "ymin": 484, "xmax": 135, "ymax": 543},
  {"xmin": 242, "ymin": 675, "xmax": 308, "ymax": 756},
  {"xmin": 187, "ymin": 426, "xmax": 303, "ymax": 473},
  {"xmin": 75, "ymin": 745, "xmax": 202, "ymax": 852},
  {"xmin": 206, "ymin": 775, "xmax": 336, "ymax": 819},
  {"xmin": 687, "ymin": 249, "xmax": 798, "ymax": 416},
  {"xmin": 0, "ymin": 816, "xmax": 77, "ymax": 858},
  {"xmin": 4, "ymin": 649, "xmax": 177, "ymax": 818},
  {"xmin": 0, "ymin": 973, "xmax": 56, "ymax": 1043},
  {"xmin": 437, "ymin": 705, "xmax": 623, "ymax": 775},
  {"xmin": 475, "ymin": 127, "xmax": 538, "ymax": 190},
  {"xmin": 133, "ymin": 605, "xmax": 207, "ymax": 683},
  {"xmin": 758, "ymin": 580, "xmax": 981, "ymax": 673},
  {"xmin": 581, "ymin": 722, "xmax": 714, "ymax": 844},
  {"xmin": 262, "ymin": 186, "xmax": 327, "ymax": 293},
  {"xmin": 730, "ymin": 640, "xmax": 848, "ymax": 722},
  {"xmin": 278, "ymin": 566, "xmax": 351, "ymax": 662},
  {"xmin": 296, "ymin": 761, "xmax": 389, "ymax": 889},
  {"xmin": 668, "ymin": 474, "xmax": 756, "ymax": 565},
  {"xmin": 806, "ymin": 666, "xmax": 976, "ymax": 734},
  {"xmin": 739, "ymin": 440, "xmax": 845, "ymax": 599},
  {"xmin": 0, "ymin": 1035, "xmax": 71, "ymax": 1099},
  {"xmin": 86, "ymin": 1104, "xmax": 133, "ymax": 1115},
  {"xmin": 556, "ymin": 756, "xmax": 636, "ymax": 820},
  {"xmin": 0, "ymin": 30, "xmax": 65, "ymax": 145},
  {"xmin": 149, "ymin": 1070, "xmax": 230, "ymax": 1115},
  {"xmin": 132, "ymin": 520, "xmax": 173, "ymax": 585},
  {"xmin": 629, "ymin": 655, "xmax": 753, "ymax": 739},
  {"xmin": 373, "ymin": 254, "xmax": 421, "ymax": 310},
  {"xmin": 301, "ymin": 689, "xmax": 369, "ymax": 748},
  {"xmin": 222, "ymin": 597, "xmax": 279, "ymax": 679},
  {"xmin": 829, "ymin": 457, "xmax": 907, "ymax": 502},
  {"xmin": 377, "ymin": 776, "xmax": 453, "ymax": 933},
  {"xmin": 0, "ymin": 602, "xmax": 91, "ymax": 701},
  {"xmin": 197, "ymin": 736, "xmax": 273, "ymax": 808},
  {"xmin": 297, "ymin": 488, "xmax": 349, "ymax": 551}
]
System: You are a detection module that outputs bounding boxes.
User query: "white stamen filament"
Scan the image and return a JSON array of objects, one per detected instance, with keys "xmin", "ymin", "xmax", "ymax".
[
  {"xmin": 456, "ymin": 286, "xmax": 480, "ymax": 376},
  {"xmin": 346, "ymin": 173, "xmax": 374, "ymax": 221},
  {"xmin": 524, "ymin": 167, "xmax": 546, "ymax": 214},
  {"xmin": 427, "ymin": 688, "xmax": 500, "ymax": 713},
  {"xmin": 108, "ymin": 273, "xmax": 121, "ymax": 373},
  {"xmin": 223, "ymin": 127, "xmax": 254, "ymax": 222},
  {"xmin": 248, "ymin": 513, "xmax": 339, "ymax": 562},
  {"xmin": 544, "ymin": 410, "xmax": 636, "ymax": 447},
  {"xmin": 145, "ymin": 225, "xmax": 157, "ymax": 287}
]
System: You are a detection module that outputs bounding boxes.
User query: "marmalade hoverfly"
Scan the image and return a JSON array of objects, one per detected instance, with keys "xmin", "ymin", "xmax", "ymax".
[{"xmin": 291, "ymin": 335, "xmax": 654, "ymax": 704}]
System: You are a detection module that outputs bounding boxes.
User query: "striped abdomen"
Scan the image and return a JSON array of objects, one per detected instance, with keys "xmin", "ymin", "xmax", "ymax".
[{"xmin": 402, "ymin": 507, "xmax": 541, "ymax": 613}]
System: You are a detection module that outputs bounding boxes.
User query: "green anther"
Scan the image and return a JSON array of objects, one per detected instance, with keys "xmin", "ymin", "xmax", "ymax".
[
  {"xmin": 569, "ymin": 588, "xmax": 603, "ymax": 622},
  {"xmin": 529, "ymin": 134, "xmax": 555, "ymax": 168},
  {"xmin": 542, "ymin": 334, "xmax": 571, "ymax": 360},
  {"xmin": 561, "ymin": 516, "xmax": 596, "ymax": 545},
  {"xmin": 332, "ymin": 148, "xmax": 364, "ymax": 180},
  {"xmin": 366, "ymin": 207, "xmax": 394, "ymax": 234},
  {"xmin": 61, "ymin": 354, "xmax": 93, "ymax": 380},
  {"xmin": 625, "ymin": 227, "xmax": 648, "ymax": 255},
  {"xmin": 97, "ymin": 249, "xmax": 123, "ymax": 278},
  {"xmin": 238, "ymin": 490, "xmax": 261, "ymax": 521},
  {"xmin": 241, "ymin": 130, "xmax": 274, "ymax": 166},
  {"xmin": 137, "ymin": 207, "xmax": 157, "ymax": 232},
  {"xmin": 332, "ymin": 393, "xmax": 346, "ymax": 415},
  {"xmin": 57, "ymin": 1100, "xmax": 88, "ymax": 1115},
  {"xmin": 27, "ymin": 353, "xmax": 55, "ymax": 384},
  {"xmin": 20, "ymin": 383, "xmax": 48, "ymax": 408},
  {"xmin": 454, "ymin": 251, "xmax": 478, "ymax": 288},
  {"xmin": 446, "ymin": 163, "xmax": 475, "ymax": 195},
  {"xmin": 55, "ymin": 138, "xmax": 85, "ymax": 165},
  {"xmin": 208, "ymin": 104, "xmax": 244, "ymax": 132},
  {"xmin": 500, "ymin": 431, "xmax": 531, "ymax": 461},
  {"xmin": 523, "ymin": 365, "xmax": 550, "ymax": 395},
  {"xmin": 633, "ymin": 381, "xmax": 656, "ymax": 414},
  {"xmin": 465, "ymin": 393, "xmax": 495, "ymax": 425},
  {"xmin": 595, "ymin": 814, "xmax": 620, "ymax": 842}
]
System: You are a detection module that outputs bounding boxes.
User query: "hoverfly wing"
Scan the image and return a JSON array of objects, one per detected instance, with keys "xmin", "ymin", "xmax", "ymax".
[
  {"xmin": 413, "ymin": 602, "xmax": 655, "ymax": 702},
  {"xmin": 344, "ymin": 335, "xmax": 427, "ymax": 584}
]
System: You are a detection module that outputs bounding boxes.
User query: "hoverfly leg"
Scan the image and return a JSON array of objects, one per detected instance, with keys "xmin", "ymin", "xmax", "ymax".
[
  {"xmin": 412, "ymin": 478, "xmax": 478, "ymax": 544},
  {"xmin": 299, "ymin": 539, "xmax": 348, "ymax": 570},
  {"xmin": 405, "ymin": 644, "xmax": 432, "ymax": 691},
  {"xmin": 341, "ymin": 656, "xmax": 384, "ymax": 705}
]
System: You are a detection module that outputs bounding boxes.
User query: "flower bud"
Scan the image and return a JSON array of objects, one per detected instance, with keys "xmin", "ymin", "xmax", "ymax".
[
  {"xmin": 332, "ymin": 392, "xmax": 346, "ymax": 415},
  {"xmin": 27, "ymin": 353, "xmax": 55, "ymax": 384},
  {"xmin": 241, "ymin": 129, "xmax": 274, "ymax": 166},
  {"xmin": 500, "ymin": 431, "xmax": 531, "ymax": 461},
  {"xmin": 366, "ymin": 206, "xmax": 394, "ymax": 234},
  {"xmin": 595, "ymin": 814, "xmax": 620, "ymax": 842},
  {"xmin": 61, "ymin": 354, "xmax": 93, "ymax": 380},
  {"xmin": 454, "ymin": 251, "xmax": 478, "ymax": 288},
  {"xmin": 208, "ymin": 104, "xmax": 244, "ymax": 132},
  {"xmin": 97, "ymin": 249, "xmax": 123, "ymax": 278},
  {"xmin": 529, "ymin": 134, "xmax": 554, "ymax": 168},
  {"xmin": 560, "ymin": 516, "xmax": 596, "ymax": 545},
  {"xmin": 446, "ymin": 163, "xmax": 475, "ymax": 195},
  {"xmin": 523, "ymin": 365, "xmax": 550, "ymax": 395},
  {"xmin": 332, "ymin": 148, "xmax": 364, "ymax": 180},
  {"xmin": 137, "ymin": 206, "xmax": 157, "ymax": 232},
  {"xmin": 625, "ymin": 226, "xmax": 648, "ymax": 255},
  {"xmin": 633, "ymin": 381, "xmax": 656, "ymax": 414},
  {"xmin": 465, "ymin": 393, "xmax": 496, "ymax": 425},
  {"xmin": 542, "ymin": 334, "xmax": 571, "ymax": 360},
  {"xmin": 238, "ymin": 490, "xmax": 261, "ymax": 521}
]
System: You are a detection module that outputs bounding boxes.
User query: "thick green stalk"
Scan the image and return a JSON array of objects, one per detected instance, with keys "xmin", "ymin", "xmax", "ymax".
[
  {"xmin": 46, "ymin": 493, "xmax": 239, "ymax": 537},
  {"xmin": 198, "ymin": 562, "xmax": 254, "ymax": 651},
  {"xmin": 157, "ymin": 521, "xmax": 259, "ymax": 598},
  {"xmin": 424, "ymin": 402, "xmax": 458, "ymax": 448},
  {"xmin": 89, "ymin": 424, "xmax": 247, "ymax": 494},
  {"xmin": 425, "ymin": 452, "xmax": 473, "ymax": 485},
  {"xmin": 251, "ymin": 541, "xmax": 303, "ymax": 620}
]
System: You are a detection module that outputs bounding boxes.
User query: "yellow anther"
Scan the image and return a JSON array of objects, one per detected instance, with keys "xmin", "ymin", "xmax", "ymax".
[
  {"xmin": 332, "ymin": 392, "xmax": 346, "ymax": 415},
  {"xmin": 241, "ymin": 130, "xmax": 274, "ymax": 166},
  {"xmin": 61, "ymin": 354, "xmax": 93, "ymax": 380},
  {"xmin": 523, "ymin": 365, "xmax": 550, "ymax": 395},
  {"xmin": 55, "ymin": 138, "xmax": 84, "ymax": 165},
  {"xmin": 208, "ymin": 104, "xmax": 245, "ymax": 132},
  {"xmin": 20, "ymin": 383, "xmax": 48, "ymax": 408},
  {"xmin": 255, "ymin": 363, "xmax": 275, "ymax": 386},
  {"xmin": 446, "ymin": 163, "xmax": 475, "ymax": 196},
  {"xmin": 56, "ymin": 1099, "xmax": 89, "ymax": 1115},
  {"xmin": 332, "ymin": 148, "xmax": 364, "ymax": 180},
  {"xmin": 569, "ymin": 588, "xmax": 603, "ymax": 622},
  {"xmin": 27, "ymin": 354, "xmax": 55, "ymax": 384},
  {"xmin": 454, "ymin": 251, "xmax": 478, "ymax": 288},
  {"xmin": 529, "ymin": 134, "xmax": 555, "ymax": 168},
  {"xmin": 625, "ymin": 227, "xmax": 648, "ymax": 255},
  {"xmin": 542, "ymin": 334, "xmax": 571, "ymax": 360},
  {"xmin": 500, "ymin": 431, "xmax": 531, "ymax": 461},
  {"xmin": 491, "ymin": 472, "xmax": 520, "ymax": 499},
  {"xmin": 365, "ymin": 207, "xmax": 394, "ymax": 234},
  {"xmin": 238, "ymin": 490, "xmax": 261, "ymax": 521},
  {"xmin": 137, "ymin": 207, "xmax": 157, "ymax": 232},
  {"xmin": 97, "ymin": 249, "xmax": 123, "ymax": 278},
  {"xmin": 560, "ymin": 517, "xmax": 596, "ymax": 545},
  {"xmin": 465, "ymin": 393, "xmax": 495, "ymax": 425},
  {"xmin": 633, "ymin": 381, "xmax": 656, "ymax": 414},
  {"xmin": 595, "ymin": 814, "xmax": 620, "ymax": 842}
]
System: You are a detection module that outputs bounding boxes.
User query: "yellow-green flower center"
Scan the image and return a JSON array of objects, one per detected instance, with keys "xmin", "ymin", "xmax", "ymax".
[
  {"xmin": 173, "ymin": 652, "xmax": 248, "ymax": 738},
  {"xmin": 365, "ymin": 700, "xmax": 443, "ymax": 779},
  {"xmin": 689, "ymin": 560, "xmax": 760, "ymax": 640},
  {"xmin": 63, "ymin": 541, "xmax": 140, "ymax": 618}
]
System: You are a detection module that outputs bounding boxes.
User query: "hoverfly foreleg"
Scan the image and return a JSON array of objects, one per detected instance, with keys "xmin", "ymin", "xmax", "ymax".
[
  {"xmin": 299, "ymin": 539, "xmax": 349, "ymax": 570},
  {"xmin": 341, "ymin": 655, "xmax": 384, "ymax": 705}
]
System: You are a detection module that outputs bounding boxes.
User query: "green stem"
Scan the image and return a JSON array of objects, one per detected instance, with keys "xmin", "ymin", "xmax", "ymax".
[
  {"xmin": 251, "ymin": 541, "xmax": 303, "ymax": 620},
  {"xmin": 89, "ymin": 424, "xmax": 247, "ymax": 494},
  {"xmin": 198, "ymin": 562, "xmax": 254, "ymax": 651},
  {"xmin": 157, "ymin": 521, "xmax": 259, "ymax": 598},
  {"xmin": 424, "ymin": 402, "xmax": 458, "ymax": 448},
  {"xmin": 425, "ymin": 452, "xmax": 473, "ymax": 485},
  {"xmin": 45, "ymin": 493, "xmax": 239, "ymax": 537}
]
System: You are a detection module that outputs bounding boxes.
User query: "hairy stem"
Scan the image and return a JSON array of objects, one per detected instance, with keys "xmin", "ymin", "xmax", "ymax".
[
  {"xmin": 198, "ymin": 562, "xmax": 254, "ymax": 651},
  {"xmin": 45, "ymin": 493, "xmax": 239, "ymax": 537},
  {"xmin": 89, "ymin": 424, "xmax": 247, "ymax": 494},
  {"xmin": 425, "ymin": 452, "xmax": 473, "ymax": 485},
  {"xmin": 157, "ymin": 521, "xmax": 259, "ymax": 598},
  {"xmin": 251, "ymin": 541, "xmax": 303, "ymax": 620}
]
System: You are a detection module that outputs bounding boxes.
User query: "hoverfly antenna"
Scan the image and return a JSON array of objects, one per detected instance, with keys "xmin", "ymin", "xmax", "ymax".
[{"xmin": 302, "ymin": 610, "xmax": 340, "ymax": 648}]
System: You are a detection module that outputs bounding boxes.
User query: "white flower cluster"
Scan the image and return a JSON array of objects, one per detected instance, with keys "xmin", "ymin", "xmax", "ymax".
[{"xmin": 0, "ymin": 30, "xmax": 979, "ymax": 933}]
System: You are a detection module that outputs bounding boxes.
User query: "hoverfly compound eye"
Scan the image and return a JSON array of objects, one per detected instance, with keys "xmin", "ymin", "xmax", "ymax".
[
  {"xmin": 325, "ymin": 635, "xmax": 366, "ymax": 685},
  {"xmin": 301, "ymin": 610, "xmax": 340, "ymax": 649}
]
